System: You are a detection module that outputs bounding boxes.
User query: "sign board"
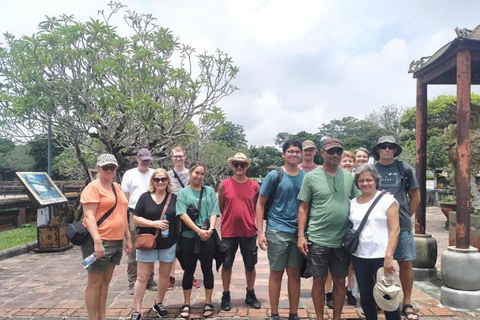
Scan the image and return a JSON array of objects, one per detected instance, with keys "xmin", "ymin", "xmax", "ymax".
[{"xmin": 16, "ymin": 172, "xmax": 68, "ymax": 207}]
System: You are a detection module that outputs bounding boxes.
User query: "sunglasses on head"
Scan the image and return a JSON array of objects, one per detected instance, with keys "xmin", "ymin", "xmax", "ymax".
[
  {"xmin": 378, "ymin": 144, "xmax": 396, "ymax": 150},
  {"xmin": 232, "ymin": 162, "xmax": 247, "ymax": 168},
  {"xmin": 325, "ymin": 148, "xmax": 343, "ymax": 155},
  {"xmin": 101, "ymin": 165, "xmax": 117, "ymax": 171},
  {"xmin": 152, "ymin": 177, "xmax": 169, "ymax": 183}
]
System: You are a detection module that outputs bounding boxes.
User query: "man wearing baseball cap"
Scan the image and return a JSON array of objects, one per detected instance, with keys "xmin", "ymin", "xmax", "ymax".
[
  {"xmin": 121, "ymin": 148, "xmax": 157, "ymax": 294},
  {"xmin": 298, "ymin": 140, "xmax": 318, "ymax": 173},
  {"xmin": 218, "ymin": 152, "xmax": 261, "ymax": 311},
  {"xmin": 297, "ymin": 138, "xmax": 360, "ymax": 320},
  {"xmin": 372, "ymin": 136, "xmax": 420, "ymax": 320}
]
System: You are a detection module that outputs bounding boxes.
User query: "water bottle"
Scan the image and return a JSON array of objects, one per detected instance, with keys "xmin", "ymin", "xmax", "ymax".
[
  {"xmin": 201, "ymin": 217, "xmax": 209, "ymax": 230},
  {"xmin": 81, "ymin": 252, "xmax": 97, "ymax": 269},
  {"xmin": 161, "ymin": 214, "xmax": 169, "ymax": 238}
]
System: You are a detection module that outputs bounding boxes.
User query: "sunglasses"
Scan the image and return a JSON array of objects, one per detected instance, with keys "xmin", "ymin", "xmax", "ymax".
[
  {"xmin": 172, "ymin": 155, "xmax": 184, "ymax": 159},
  {"xmin": 101, "ymin": 165, "xmax": 117, "ymax": 171},
  {"xmin": 152, "ymin": 177, "xmax": 169, "ymax": 183},
  {"xmin": 232, "ymin": 162, "xmax": 247, "ymax": 168},
  {"xmin": 325, "ymin": 148, "xmax": 343, "ymax": 155},
  {"xmin": 378, "ymin": 144, "xmax": 396, "ymax": 150}
]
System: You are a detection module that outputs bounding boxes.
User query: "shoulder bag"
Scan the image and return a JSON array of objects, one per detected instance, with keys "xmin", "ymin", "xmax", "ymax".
[
  {"xmin": 135, "ymin": 193, "xmax": 172, "ymax": 250},
  {"xmin": 182, "ymin": 187, "xmax": 204, "ymax": 231},
  {"xmin": 342, "ymin": 192, "xmax": 385, "ymax": 254},
  {"xmin": 66, "ymin": 183, "xmax": 118, "ymax": 245}
]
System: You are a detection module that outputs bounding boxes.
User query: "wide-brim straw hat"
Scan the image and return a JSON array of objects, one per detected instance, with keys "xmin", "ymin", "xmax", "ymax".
[{"xmin": 227, "ymin": 152, "xmax": 251, "ymax": 168}]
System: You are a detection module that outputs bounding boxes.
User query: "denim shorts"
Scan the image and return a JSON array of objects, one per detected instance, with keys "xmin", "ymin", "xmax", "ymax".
[
  {"xmin": 81, "ymin": 236, "xmax": 123, "ymax": 272},
  {"xmin": 136, "ymin": 243, "xmax": 177, "ymax": 263},
  {"xmin": 394, "ymin": 229, "xmax": 416, "ymax": 261},
  {"xmin": 266, "ymin": 229, "xmax": 303, "ymax": 271}
]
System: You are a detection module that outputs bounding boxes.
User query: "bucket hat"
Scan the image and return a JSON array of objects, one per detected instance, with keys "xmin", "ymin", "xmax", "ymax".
[
  {"xmin": 371, "ymin": 136, "xmax": 402, "ymax": 157},
  {"xmin": 373, "ymin": 267, "xmax": 402, "ymax": 312}
]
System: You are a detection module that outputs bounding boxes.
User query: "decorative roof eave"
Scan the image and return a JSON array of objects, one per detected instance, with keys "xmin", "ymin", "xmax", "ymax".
[{"xmin": 408, "ymin": 25, "xmax": 480, "ymax": 77}]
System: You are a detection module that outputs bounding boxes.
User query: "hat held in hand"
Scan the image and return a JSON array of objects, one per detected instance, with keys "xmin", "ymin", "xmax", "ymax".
[{"xmin": 373, "ymin": 267, "xmax": 402, "ymax": 312}]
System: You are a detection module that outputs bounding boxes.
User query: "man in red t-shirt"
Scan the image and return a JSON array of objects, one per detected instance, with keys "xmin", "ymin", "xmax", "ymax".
[{"xmin": 218, "ymin": 152, "xmax": 261, "ymax": 311}]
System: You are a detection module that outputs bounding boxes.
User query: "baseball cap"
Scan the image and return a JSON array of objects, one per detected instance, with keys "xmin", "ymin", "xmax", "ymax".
[
  {"xmin": 137, "ymin": 148, "xmax": 153, "ymax": 161},
  {"xmin": 302, "ymin": 140, "xmax": 316, "ymax": 150},
  {"xmin": 96, "ymin": 153, "xmax": 118, "ymax": 167},
  {"xmin": 322, "ymin": 138, "xmax": 343, "ymax": 150}
]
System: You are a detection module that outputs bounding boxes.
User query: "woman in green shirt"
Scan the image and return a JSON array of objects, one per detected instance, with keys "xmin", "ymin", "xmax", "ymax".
[{"xmin": 176, "ymin": 162, "xmax": 220, "ymax": 318}]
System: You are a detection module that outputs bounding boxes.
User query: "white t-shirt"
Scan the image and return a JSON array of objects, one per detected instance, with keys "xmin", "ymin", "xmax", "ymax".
[
  {"xmin": 349, "ymin": 191, "xmax": 397, "ymax": 259},
  {"xmin": 168, "ymin": 168, "xmax": 190, "ymax": 195},
  {"xmin": 121, "ymin": 167, "xmax": 155, "ymax": 209}
]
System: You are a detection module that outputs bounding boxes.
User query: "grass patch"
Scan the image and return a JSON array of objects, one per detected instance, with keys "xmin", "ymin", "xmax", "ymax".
[{"xmin": 0, "ymin": 224, "xmax": 37, "ymax": 250}]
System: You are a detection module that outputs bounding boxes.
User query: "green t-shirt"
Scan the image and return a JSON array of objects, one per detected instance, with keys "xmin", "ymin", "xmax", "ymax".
[
  {"xmin": 176, "ymin": 186, "xmax": 220, "ymax": 238},
  {"xmin": 297, "ymin": 167, "xmax": 360, "ymax": 248}
]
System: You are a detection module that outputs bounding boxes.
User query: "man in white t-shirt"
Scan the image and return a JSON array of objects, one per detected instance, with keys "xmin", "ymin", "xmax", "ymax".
[
  {"xmin": 121, "ymin": 148, "xmax": 156, "ymax": 295},
  {"xmin": 166, "ymin": 146, "xmax": 201, "ymax": 289}
]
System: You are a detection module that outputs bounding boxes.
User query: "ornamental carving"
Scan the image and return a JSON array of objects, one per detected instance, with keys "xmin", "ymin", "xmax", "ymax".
[
  {"xmin": 455, "ymin": 27, "xmax": 473, "ymax": 39},
  {"xmin": 408, "ymin": 56, "xmax": 431, "ymax": 73}
]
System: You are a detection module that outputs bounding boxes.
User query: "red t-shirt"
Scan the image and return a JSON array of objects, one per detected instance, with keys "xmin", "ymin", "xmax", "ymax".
[{"xmin": 220, "ymin": 177, "xmax": 259, "ymax": 238}]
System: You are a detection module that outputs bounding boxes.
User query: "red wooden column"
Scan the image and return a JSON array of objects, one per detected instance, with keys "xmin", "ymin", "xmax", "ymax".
[
  {"xmin": 456, "ymin": 49, "xmax": 472, "ymax": 249},
  {"xmin": 415, "ymin": 79, "xmax": 428, "ymax": 235}
]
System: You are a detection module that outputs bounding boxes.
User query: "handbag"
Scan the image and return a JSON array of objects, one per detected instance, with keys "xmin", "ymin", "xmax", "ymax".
[
  {"xmin": 135, "ymin": 193, "xmax": 172, "ymax": 250},
  {"xmin": 181, "ymin": 187, "xmax": 204, "ymax": 231},
  {"xmin": 342, "ymin": 192, "xmax": 385, "ymax": 254},
  {"xmin": 66, "ymin": 183, "xmax": 118, "ymax": 245}
]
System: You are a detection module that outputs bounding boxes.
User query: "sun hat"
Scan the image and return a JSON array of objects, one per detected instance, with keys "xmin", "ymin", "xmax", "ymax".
[
  {"xmin": 373, "ymin": 267, "xmax": 402, "ymax": 312},
  {"xmin": 227, "ymin": 152, "xmax": 251, "ymax": 168},
  {"xmin": 302, "ymin": 140, "xmax": 316, "ymax": 150},
  {"xmin": 322, "ymin": 138, "xmax": 343, "ymax": 150},
  {"xmin": 96, "ymin": 153, "xmax": 118, "ymax": 167},
  {"xmin": 137, "ymin": 148, "xmax": 153, "ymax": 161},
  {"xmin": 371, "ymin": 136, "xmax": 403, "ymax": 157}
]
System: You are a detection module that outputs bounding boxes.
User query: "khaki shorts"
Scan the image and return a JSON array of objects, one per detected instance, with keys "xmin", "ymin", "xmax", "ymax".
[
  {"xmin": 81, "ymin": 236, "xmax": 123, "ymax": 272},
  {"xmin": 266, "ymin": 229, "xmax": 303, "ymax": 271}
]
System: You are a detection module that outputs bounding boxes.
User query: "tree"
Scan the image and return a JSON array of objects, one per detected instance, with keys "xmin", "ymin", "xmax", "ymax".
[
  {"xmin": 210, "ymin": 121, "xmax": 247, "ymax": 149},
  {"xmin": 248, "ymin": 146, "xmax": 283, "ymax": 177},
  {"xmin": 27, "ymin": 135, "xmax": 64, "ymax": 175},
  {"xmin": 365, "ymin": 105, "xmax": 404, "ymax": 139},
  {"xmin": 0, "ymin": 2, "xmax": 238, "ymax": 176}
]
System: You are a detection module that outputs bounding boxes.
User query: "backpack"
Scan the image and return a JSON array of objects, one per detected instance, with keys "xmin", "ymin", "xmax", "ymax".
[
  {"xmin": 395, "ymin": 159, "xmax": 410, "ymax": 191},
  {"xmin": 263, "ymin": 167, "xmax": 283, "ymax": 220}
]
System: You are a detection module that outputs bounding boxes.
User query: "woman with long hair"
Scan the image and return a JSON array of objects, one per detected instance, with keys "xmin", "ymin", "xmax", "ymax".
[{"xmin": 176, "ymin": 162, "xmax": 220, "ymax": 318}]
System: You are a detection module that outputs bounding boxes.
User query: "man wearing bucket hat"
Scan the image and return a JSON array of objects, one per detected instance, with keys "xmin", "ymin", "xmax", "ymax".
[
  {"xmin": 372, "ymin": 136, "xmax": 420, "ymax": 320},
  {"xmin": 218, "ymin": 152, "xmax": 261, "ymax": 311}
]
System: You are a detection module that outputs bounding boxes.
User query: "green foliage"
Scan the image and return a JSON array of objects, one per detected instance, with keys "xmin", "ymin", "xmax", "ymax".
[
  {"xmin": 210, "ymin": 121, "xmax": 247, "ymax": 149},
  {"xmin": 427, "ymin": 136, "xmax": 449, "ymax": 171},
  {"xmin": 0, "ymin": 2, "xmax": 238, "ymax": 173},
  {"xmin": 54, "ymin": 148, "xmax": 97, "ymax": 180},
  {"xmin": 197, "ymin": 140, "xmax": 239, "ymax": 187},
  {"xmin": 248, "ymin": 146, "xmax": 283, "ymax": 177},
  {"xmin": 365, "ymin": 105, "xmax": 404, "ymax": 139},
  {"xmin": 27, "ymin": 135, "xmax": 64, "ymax": 174},
  {"xmin": 0, "ymin": 224, "xmax": 37, "ymax": 250}
]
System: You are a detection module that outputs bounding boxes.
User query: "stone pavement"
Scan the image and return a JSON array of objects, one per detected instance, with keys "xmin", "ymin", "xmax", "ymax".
[{"xmin": 1, "ymin": 206, "xmax": 480, "ymax": 319}]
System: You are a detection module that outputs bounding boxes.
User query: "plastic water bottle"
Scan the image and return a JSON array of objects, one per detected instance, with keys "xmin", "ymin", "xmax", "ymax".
[
  {"xmin": 81, "ymin": 253, "xmax": 97, "ymax": 269},
  {"xmin": 161, "ymin": 215, "xmax": 169, "ymax": 238},
  {"xmin": 201, "ymin": 217, "xmax": 209, "ymax": 230}
]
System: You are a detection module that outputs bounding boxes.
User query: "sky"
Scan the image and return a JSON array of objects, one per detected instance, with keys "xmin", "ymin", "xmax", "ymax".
[{"xmin": 2, "ymin": 0, "xmax": 480, "ymax": 146}]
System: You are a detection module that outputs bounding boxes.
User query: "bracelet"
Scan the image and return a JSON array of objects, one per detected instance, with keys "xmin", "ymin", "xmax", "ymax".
[
  {"xmin": 197, "ymin": 229, "xmax": 202, "ymax": 235},
  {"xmin": 209, "ymin": 227, "xmax": 215, "ymax": 231}
]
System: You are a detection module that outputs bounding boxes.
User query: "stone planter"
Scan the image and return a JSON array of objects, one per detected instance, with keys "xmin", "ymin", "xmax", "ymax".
[
  {"xmin": 448, "ymin": 212, "xmax": 480, "ymax": 250},
  {"xmin": 439, "ymin": 202, "xmax": 455, "ymax": 230},
  {"xmin": 34, "ymin": 223, "xmax": 72, "ymax": 253}
]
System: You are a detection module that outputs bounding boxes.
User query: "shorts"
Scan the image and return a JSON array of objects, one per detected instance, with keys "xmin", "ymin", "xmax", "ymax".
[
  {"xmin": 266, "ymin": 229, "xmax": 303, "ymax": 271},
  {"xmin": 305, "ymin": 242, "xmax": 350, "ymax": 278},
  {"xmin": 81, "ymin": 236, "xmax": 123, "ymax": 272},
  {"xmin": 222, "ymin": 236, "xmax": 258, "ymax": 271},
  {"xmin": 136, "ymin": 243, "xmax": 177, "ymax": 263},
  {"xmin": 394, "ymin": 229, "xmax": 416, "ymax": 261}
]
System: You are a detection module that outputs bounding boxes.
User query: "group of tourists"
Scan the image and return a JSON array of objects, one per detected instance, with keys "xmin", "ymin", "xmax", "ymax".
[{"xmin": 77, "ymin": 135, "xmax": 420, "ymax": 320}]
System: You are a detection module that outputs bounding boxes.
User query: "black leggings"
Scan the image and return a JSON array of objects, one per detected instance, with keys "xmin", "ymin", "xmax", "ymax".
[{"xmin": 180, "ymin": 236, "xmax": 215, "ymax": 290}]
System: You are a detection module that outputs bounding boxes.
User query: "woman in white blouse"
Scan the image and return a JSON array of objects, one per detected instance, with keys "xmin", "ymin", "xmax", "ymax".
[{"xmin": 349, "ymin": 164, "xmax": 400, "ymax": 320}]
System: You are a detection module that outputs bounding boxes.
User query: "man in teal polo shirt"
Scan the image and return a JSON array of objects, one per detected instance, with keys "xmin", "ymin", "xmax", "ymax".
[{"xmin": 297, "ymin": 138, "xmax": 360, "ymax": 320}]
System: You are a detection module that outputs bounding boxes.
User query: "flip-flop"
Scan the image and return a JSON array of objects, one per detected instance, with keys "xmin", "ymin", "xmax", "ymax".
[
  {"xmin": 203, "ymin": 303, "xmax": 214, "ymax": 318},
  {"xmin": 401, "ymin": 304, "xmax": 419, "ymax": 320},
  {"xmin": 180, "ymin": 304, "xmax": 190, "ymax": 318}
]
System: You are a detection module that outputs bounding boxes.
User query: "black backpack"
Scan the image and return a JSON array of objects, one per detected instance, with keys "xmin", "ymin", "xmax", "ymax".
[
  {"xmin": 395, "ymin": 159, "xmax": 410, "ymax": 191},
  {"xmin": 263, "ymin": 167, "xmax": 283, "ymax": 220}
]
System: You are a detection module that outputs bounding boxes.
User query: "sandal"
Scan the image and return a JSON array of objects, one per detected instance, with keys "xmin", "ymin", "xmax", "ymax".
[
  {"xmin": 203, "ymin": 303, "xmax": 214, "ymax": 318},
  {"xmin": 401, "ymin": 304, "xmax": 419, "ymax": 320},
  {"xmin": 180, "ymin": 304, "xmax": 190, "ymax": 318}
]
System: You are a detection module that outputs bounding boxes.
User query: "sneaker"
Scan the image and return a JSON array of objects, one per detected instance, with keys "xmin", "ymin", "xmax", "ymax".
[
  {"xmin": 153, "ymin": 301, "xmax": 168, "ymax": 318},
  {"xmin": 167, "ymin": 277, "xmax": 175, "ymax": 290},
  {"xmin": 128, "ymin": 283, "xmax": 134, "ymax": 295},
  {"xmin": 346, "ymin": 289, "xmax": 357, "ymax": 306},
  {"xmin": 245, "ymin": 289, "xmax": 261, "ymax": 309},
  {"xmin": 325, "ymin": 292, "xmax": 333, "ymax": 309},
  {"xmin": 192, "ymin": 278, "xmax": 201, "ymax": 288},
  {"xmin": 221, "ymin": 291, "xmax": 231, "ymax": 311},
  {"xmin": 270, "ymin": 314, "xmax": 281, "ymax": 320},
  {"xmin": 130, "ymin": 311, "xmax": 141, "ymax": 320},
  {"xmin": 288, "ymin": 314, "xmax": 300, "ymax": 320},
  {"xmin": 147, "ymin": 280, "xmax": 158, "ymax": 291}
]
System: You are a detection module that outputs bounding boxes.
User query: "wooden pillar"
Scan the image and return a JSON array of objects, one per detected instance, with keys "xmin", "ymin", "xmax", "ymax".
[
  {"xmin": 415, "ymin": 79, "xmax": 427, "ymax": 235},
  {"xmin": 456, "ymin": 50, "xmax": 471, "ymax": 249}
]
